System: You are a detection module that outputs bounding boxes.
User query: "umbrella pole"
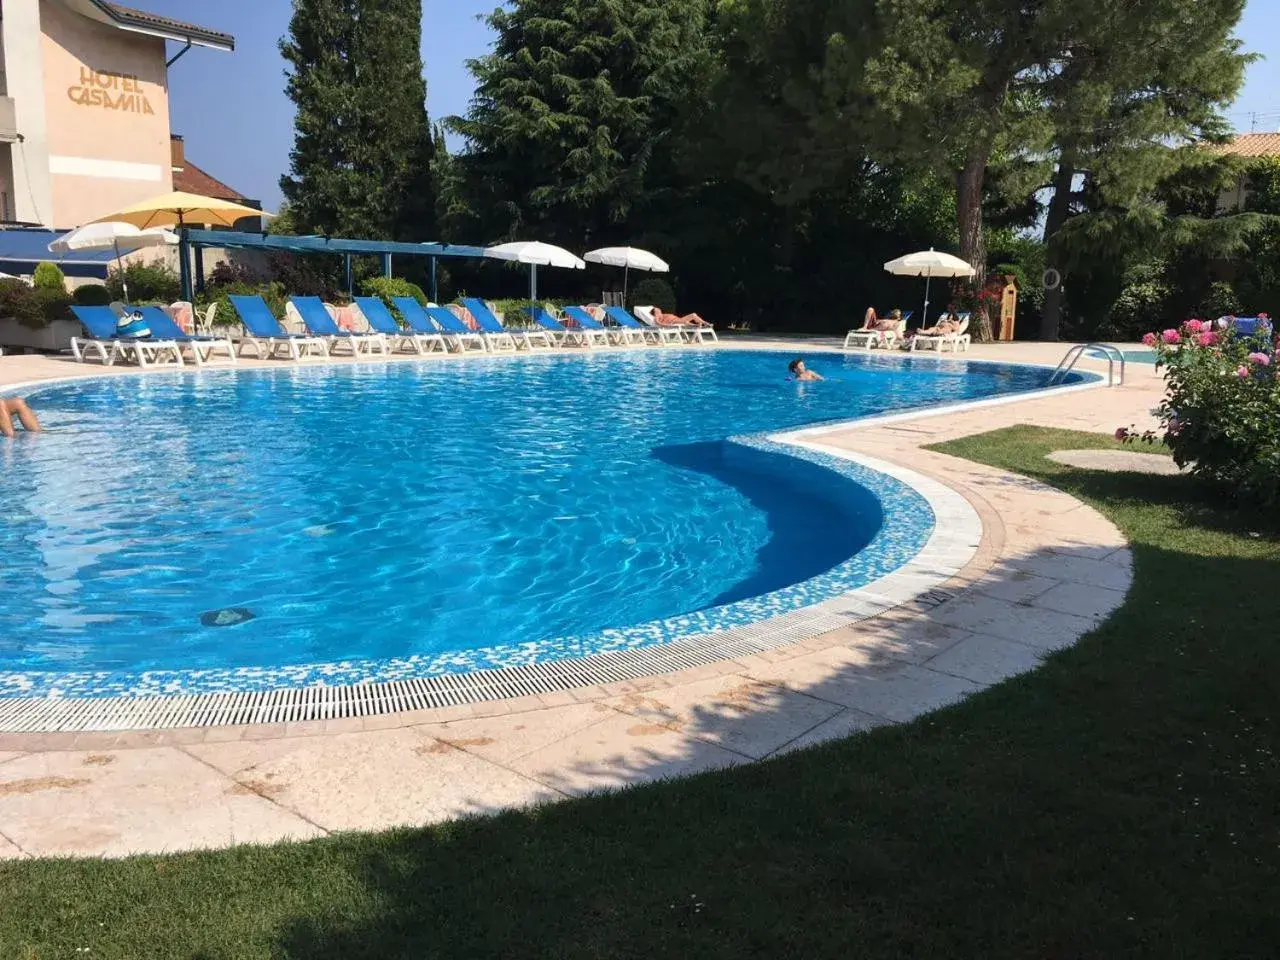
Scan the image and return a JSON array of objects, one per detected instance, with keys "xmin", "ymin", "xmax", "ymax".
[
  {"xmin": 623, "ymin": 264, "xmax": 629, "ymax": 304},
  {"xmin": 114, "ymin": 239, "xmax": 129, "ymax": 305},
  {"xmin": 922, "ymin": 272, "xmax": 932, "ymax": 329},
  {"xmin": 430, "ymin": 256, "xmax": 438, "ymax": 303},
  {"xmin": 530, "ymin": 263, "xmax": 538, "ymax": 302},
  {"xmin": 177, "ymin": 212, "xmax": 192, "ymax": 302}
]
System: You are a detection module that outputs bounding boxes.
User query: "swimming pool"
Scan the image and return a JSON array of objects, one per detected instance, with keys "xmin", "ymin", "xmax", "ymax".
[{"xmin": 0, "ymin": 350, "xmax": 1088, "ymax": 698}]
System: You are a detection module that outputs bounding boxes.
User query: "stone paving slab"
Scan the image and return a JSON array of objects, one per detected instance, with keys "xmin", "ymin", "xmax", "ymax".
[
  {"xmin": 603, "ymin": 674, "xmax": 843, "ymax": 760},
  {"xmin": 1047, "ymin": 449, "xmax": 1184, "ymax": 475},
  {"xmin": 0, "ymin": 747, "xmax": 322, "ymax": 857},
  {"xmin": 930, "ymin": 593, "xmax": 1105, "ymax": 652},
  {"xmin": 924, "ymin": 634, "xmax": 1048, "ymax": 686},
  {"xmin": 188, "ymin": 728, "xmax": 561, "ymax": 834},
  {"xmin": 506, "ymin": 711, "xmax": 747, "ymax": 797},
  {"xmin": 0, "ymin": 339, "xmax": 1153, "ymax": 856},
  {"xmin": 772, "ymin": 707, "xmax": 889, "ymax": 754}
]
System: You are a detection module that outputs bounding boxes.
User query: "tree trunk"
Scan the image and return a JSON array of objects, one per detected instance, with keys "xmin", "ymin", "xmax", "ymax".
[
  {"xmin": 957, "ymin": 146, "xmax": 992, "ymax": 341},
  {"xmin": 1039, "ymin": 149, "xmax": 1078, "ymax": 341}
]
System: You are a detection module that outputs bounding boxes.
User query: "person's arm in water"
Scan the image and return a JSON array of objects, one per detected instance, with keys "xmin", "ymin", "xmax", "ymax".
[{"xmin": 0, "ymin": 397, "xmax": 40, "ymax": 438}]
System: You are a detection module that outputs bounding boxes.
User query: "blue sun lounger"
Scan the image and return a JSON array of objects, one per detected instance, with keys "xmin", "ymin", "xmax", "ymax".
[
  {"xmin": 562, "ymin": 306, "xmax": 627, "ymax": 346},
  {"xmin": 69, "ymin": 305, "xmax": 185, "ymax": 367},
  {"xmin": 459, "ymin": 297, "xmax": 554, "ymax": 351},
  {"xmin": 353, "ymin": 297, "xmax": 446, "ymax": 355},
  {"xmin": 602, "ymin": 305, "xmax": 660, "ymax": 345},
  {"xmin": 133, "ymin": 306, "xmax": 237, "ymax": 366},
  {"xmin": 289, "ymin": 296, "xmax": 389, "ymax": 357},
  {"xmin": 524, "ymin": 305, "xmax": 605, "ymax": 348},
  {"xmin": 391, "ymin": 297, "xmax": 488, "ymax": 353},
  {"xmin": 229, "ymin": 294, "xmax": 329, "ymax": 361}
]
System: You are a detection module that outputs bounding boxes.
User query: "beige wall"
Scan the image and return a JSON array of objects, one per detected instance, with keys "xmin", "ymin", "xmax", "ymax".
[{"xmin": 40, "ymin": 0, "xmax": 172, "ymax": 227}]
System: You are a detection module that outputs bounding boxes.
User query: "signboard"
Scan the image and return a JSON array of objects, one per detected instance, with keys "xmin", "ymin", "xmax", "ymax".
[{"xmin": 67, "ymin": 67, "xmax": 155, "ymax": 115}]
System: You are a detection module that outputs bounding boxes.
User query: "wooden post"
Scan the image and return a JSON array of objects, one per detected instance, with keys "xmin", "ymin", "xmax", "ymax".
[{"xmin": 999, "ymin": 275, "xmax": 1018, "ymax": 341}]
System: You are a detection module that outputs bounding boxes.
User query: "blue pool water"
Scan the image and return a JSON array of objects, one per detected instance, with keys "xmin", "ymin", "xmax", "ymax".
[{"xmin": 0, "ymin": 350, "xmax": 1085, "ymax": 695}]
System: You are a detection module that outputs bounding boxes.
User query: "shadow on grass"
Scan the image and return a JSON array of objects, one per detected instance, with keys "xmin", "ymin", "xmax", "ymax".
[{"xmin": 5, "ymin": 429, "xmax": 1280, "ymax": 959}]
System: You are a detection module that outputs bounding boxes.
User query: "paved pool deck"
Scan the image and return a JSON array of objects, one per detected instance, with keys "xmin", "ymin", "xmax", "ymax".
[{"xmin": 0, "ymin": 339, "xmax": 1165, "ymax": 858}]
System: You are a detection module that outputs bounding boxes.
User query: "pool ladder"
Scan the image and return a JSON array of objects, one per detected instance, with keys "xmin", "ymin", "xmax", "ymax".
[{"xmin": 1048, "ymin": 342, "xmax": 1125, "ymax": 387}]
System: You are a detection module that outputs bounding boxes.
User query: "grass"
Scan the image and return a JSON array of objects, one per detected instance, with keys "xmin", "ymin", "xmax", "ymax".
[{"xmin": 3, "ymin": 425, "xmax": 1279, "ymax": 959}]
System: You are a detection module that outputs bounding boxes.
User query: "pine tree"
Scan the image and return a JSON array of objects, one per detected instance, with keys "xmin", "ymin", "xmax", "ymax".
[
  {"xmin": 280, "ymin": 0, "xmax": 434, "ymax": 240},
  {"xmin": 445, "ymin": 0, "xmax": 717, "ymax": 246}
]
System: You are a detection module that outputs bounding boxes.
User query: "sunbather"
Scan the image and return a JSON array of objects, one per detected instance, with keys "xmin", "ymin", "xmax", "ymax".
[
  {"xmin": 916, "ymin": 316, "xmax": 962, "ymax": 336},
  {"xmin": 860, "ymin": 308, "xmax": 902, "ymax": 332},
  {"xmin": 0, "ymin": 396, "xmax": 41, "ymax": 438},
  {"xmin": 651, "ymin": 307, "xmax": 712, "ymax": 328}
]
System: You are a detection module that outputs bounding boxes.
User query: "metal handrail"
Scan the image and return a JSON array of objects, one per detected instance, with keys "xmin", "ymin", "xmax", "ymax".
[{"xmin": 1048, "ymin": 342, "xmax": 1125, "ymax": 387}]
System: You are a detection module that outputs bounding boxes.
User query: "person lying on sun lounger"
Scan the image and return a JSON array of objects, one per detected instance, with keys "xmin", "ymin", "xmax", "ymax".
[
  {"xmin": 0, "ymin": 396, "xmax": 41, "ymax": 438},
  {"xmin": 651, "ymin": 307, "xmax": 712, "ymax": 328},
  {"xmin": 860, "ymin": 307, "xmax": 902, "ymax": 332},
  {"xmin": 916, "ymin": 316, "xmax": 961, "ymax": 336}
]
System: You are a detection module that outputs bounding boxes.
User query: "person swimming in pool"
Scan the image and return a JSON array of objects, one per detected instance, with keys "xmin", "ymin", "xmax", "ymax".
[
  {"xmin": 0, "ymin": 396, "xmax": 41, "ymax": 439},
  {"xmin": 788, "ymin": 358, "xmax": 823, "ymax": 381}
]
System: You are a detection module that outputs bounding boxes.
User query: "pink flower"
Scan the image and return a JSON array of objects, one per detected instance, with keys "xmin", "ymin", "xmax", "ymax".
[
  {"xmin": 1184, "ymin": 319, "xmax": 1205, "ymax": 334},
  {"xmin": 1161, "ymin": 329, "xmax": 1181, "ymax": 345},
  {"xmin": 1114, "ymin": 427, "xmax": 1129, "ymax": 442},
  {"xmin": 1260, "ymin": 313, "xmax": 1270, "ymax": 320},
  {"xmin": 1248, "ymin": 352, "xmax": 1270, "ymax": 366},
  {"xmin": 1237, "ymin": 366, "xmax": 1250, "ymax": 378},
  {"xmin": 1142, "ymin": 332, "xmax": 1158, "ymax": 347},
  {"xmin": 1196, "ymin": 331, "xmax": 1219, "ymax": 347}
]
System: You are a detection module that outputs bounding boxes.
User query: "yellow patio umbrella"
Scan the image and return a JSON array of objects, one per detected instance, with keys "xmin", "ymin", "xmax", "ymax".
[
  {"xmin": 90, "ymin": 191, "xmax": 269, "ymax": 299},
  {"xmin": 90, "ymin": 190, "xmax": 267, "ymax": 230}
]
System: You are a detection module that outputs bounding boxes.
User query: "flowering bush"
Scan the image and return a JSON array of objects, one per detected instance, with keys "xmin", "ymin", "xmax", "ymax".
[{"xmin": 1120, "ymin": 318, "xmax": 1280, "ymax": 505}]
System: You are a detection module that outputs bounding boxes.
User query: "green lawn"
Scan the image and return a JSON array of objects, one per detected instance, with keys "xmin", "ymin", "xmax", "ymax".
[{"xmin": 4, "ymin": 426, "xmax": 1279, "ymax": 959}]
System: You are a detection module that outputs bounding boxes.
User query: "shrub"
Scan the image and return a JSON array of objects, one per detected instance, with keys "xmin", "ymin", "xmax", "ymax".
[
  {"xmin": 1196, "ymin": 281, "xmax": 1244, "ymax": 322},
  {"xmin": 1106, "ymin": 268, "xmax": 1172, "ymax": 341},
  {"xmin": 0, "ymin": 278, "xmax": 43, "ymax": 328},
  {"xmin": 32, "ymin": 261, "xmax": 66, "ymax": 292},
  {"xmin": 361, "ymin": 276, "xmax": 426, "ymax": 304},
  {"xmin": 34, "ymin": 287, "xmax": 73, "ymax": 326},
  {"xmin": 72, "ymin": 284, "xmax": 112, "ymax": 306},
  {"xmin": 1120, "ymin": 317, "xmax": 1280, "ymax": 506},
  {"xmin": 490, "ymin": 298, "xmax": 537, "ymax": 328},
  {"xmin": 629, "ymin": 277, "xmax": 676, "ymax": 312},
  {"xmin": 107, "ymin": 262, "xmax": 180, "ymax": 303}
]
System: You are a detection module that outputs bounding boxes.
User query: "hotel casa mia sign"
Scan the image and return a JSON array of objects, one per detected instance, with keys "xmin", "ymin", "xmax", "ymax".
[{"xmin": 67, "ymin": 67, "xmax": 155, "ymax": 115}]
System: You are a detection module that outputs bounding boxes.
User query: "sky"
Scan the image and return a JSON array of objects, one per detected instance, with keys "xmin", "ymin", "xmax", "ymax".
[{"xmin": 148, "ymin": 0, "xmax": 1280, "ymax": 214}]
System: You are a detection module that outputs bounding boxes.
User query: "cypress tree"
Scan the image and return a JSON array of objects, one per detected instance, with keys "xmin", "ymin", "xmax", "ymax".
[{"xmin": 280, "ymin": 0, "xmax": 435, "ymax": 240}]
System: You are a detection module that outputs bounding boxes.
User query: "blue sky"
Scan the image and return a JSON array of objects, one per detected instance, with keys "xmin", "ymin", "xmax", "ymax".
[{"xmin": 148, "ymin": 0, "xmax": 1280, "ymax": 213}]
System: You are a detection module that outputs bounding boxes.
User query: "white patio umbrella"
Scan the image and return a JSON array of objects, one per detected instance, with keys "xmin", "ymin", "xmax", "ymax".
[
  {"xmin": 883, "ymin": 248, "xmax": 975, "ymax": 328},
  {"xmin": 49, "ymin": 221, "xmax": 178, "ymax": 302},
  {"xmin": 485, "ymin": 241, "xmax": 586, "ymax": 300},
  {"xmin": 583, "ymin": 246, "xmax": 669, "ymax": 300}
]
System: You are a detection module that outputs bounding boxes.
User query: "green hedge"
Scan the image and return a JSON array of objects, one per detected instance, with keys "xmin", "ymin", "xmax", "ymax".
[{"xmin": 0, "ymin": 279, "xmax": 72, "ymax": 329}]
